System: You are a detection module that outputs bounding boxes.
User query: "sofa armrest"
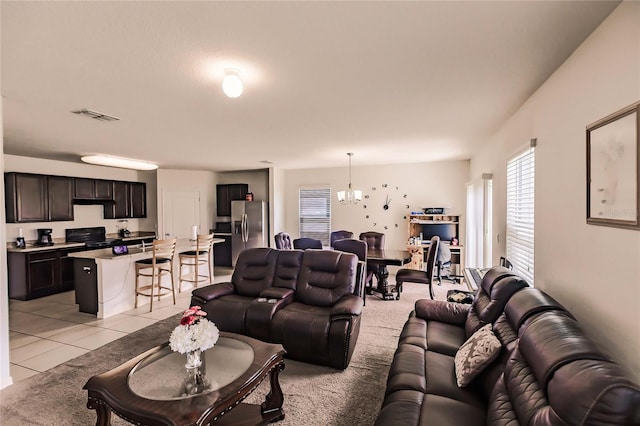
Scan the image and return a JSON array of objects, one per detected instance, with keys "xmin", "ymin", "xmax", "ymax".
[
  {"xmin": 415, "ymin": 299, "xmax": 470, "ymax": 325},
  {"xmin": 259, "ymin": 287, "xmax": 295, "ymax": 300},
  {"xmin": 191, "ymin": 282, "xmax": 235, "ymax": 303},
  {"xmin": 331, "ymin": 295, "xmax": 364, "ymax": 317}
]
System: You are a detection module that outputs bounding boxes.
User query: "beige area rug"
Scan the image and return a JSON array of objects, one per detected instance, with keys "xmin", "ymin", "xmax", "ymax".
[{"xmin": 0, "ymin": 275, "xmax": 466, "ymax": 426}]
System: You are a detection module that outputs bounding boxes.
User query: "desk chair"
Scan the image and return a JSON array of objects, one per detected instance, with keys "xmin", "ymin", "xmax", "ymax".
[
  {"xmin": 293, "ymin": 237, "xmax": 322, "ymax": 250},
  {"xmin": 395, "ymin": 236, "xmax": 440, "ymax": 300},
  {"xmin": 333, "ymin": 238, "xmax": 368, "ymax": 306},
  {"xmin": 135, "ymin": 237, "xmax": 177, "ymax": 312},
  {"xmin": 178, "ymin": 233, "xmax": 214, "ymax": 293},
  {"xmin": 500, "ymin": 256, "xmax": 513, "ymax": 270},
  {"xmin": 330, "ymin": 230, "xmax": 354, "ymax": 248},
  {"xmin": 359, "ymin": 231, "xmax": 385, "ymax": 293},
  {"xmin": 274, "ymin": 232, "xmax": 293, "ymax": 249}
]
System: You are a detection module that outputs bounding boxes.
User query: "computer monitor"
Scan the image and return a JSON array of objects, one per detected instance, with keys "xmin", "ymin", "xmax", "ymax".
[{"xmin": 420, "ymin": 223, "xmax": 457, "ymax": 243}]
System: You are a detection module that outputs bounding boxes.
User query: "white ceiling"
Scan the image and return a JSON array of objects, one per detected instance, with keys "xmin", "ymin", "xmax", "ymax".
[{"xmin": 1, "ymin": 1, "xmax": 619, "ymax": 172}]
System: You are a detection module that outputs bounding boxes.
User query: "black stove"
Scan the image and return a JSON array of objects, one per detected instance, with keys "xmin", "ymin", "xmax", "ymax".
[{"xmin": 66, "ymin": 227, "xmax": 122, "ymax": 249}]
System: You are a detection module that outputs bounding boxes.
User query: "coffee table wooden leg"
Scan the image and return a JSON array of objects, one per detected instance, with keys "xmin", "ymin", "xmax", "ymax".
[
  {"xmin": 87, "ymin": 395, "xmax": 111, "ymax": 426},
  {"xmin": 261, "ymin": 361, "xmax": 285, "ymax": 422}
]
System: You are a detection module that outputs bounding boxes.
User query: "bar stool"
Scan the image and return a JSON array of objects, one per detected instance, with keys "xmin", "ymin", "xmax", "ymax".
[
  {"xmin": 178, "ymin": 233, "xmax": 215, "ymax": 292},
  {"xmin": 135, "ymin": 237, "xmax": 177, "ymax": 312}
]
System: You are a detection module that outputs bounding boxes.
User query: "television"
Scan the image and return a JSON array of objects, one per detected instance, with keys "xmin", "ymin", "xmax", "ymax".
[{"xmin": 419, "ymin": 223, "xmax": 456, "ymax": 243}]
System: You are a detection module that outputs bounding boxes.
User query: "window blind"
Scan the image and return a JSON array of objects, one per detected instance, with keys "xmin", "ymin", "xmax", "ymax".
[
  {"xmin": 299, "ymin": 187, "xmax": 331, "ymax": 246},
  {"xmin": 506, "ymin": 147, "xmax": 535, "ymax": 285}
]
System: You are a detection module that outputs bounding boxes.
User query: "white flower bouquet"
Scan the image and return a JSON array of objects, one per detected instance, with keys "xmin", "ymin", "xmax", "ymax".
[{"xmin": 169, "ymin": 306, "xmax": 220, "ymax": 354}]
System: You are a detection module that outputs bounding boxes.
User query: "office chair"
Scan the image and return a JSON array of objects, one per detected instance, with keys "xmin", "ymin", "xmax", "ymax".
[
  {"xmin": 274, "ymin": 232, "xmax": 293, "ymax": 249},
  {"xmin": 330, "ymin": 230, "xmax": 354, "ymax": 248},
  {"xmin": 395, "ymin": 236, "xmax": 440, "ymax": 300},
  {"xmin": 293, "ymin": 237, "xmax": 322, "ymax": 250}
]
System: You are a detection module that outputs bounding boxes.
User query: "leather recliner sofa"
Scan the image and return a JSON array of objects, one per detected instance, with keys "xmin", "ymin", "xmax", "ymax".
[
  {"xmin": 374, "ymin": 267, "xmax": 640, "ymax": 425},
  {"xmin": 190, "ymin": 247, "xmax": 362, "ymax": 370}
]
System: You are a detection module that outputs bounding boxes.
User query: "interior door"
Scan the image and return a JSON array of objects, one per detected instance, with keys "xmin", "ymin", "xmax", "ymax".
[{"xmin": 162, "ymin": 190, "xmax": 201, "ymax": 240}]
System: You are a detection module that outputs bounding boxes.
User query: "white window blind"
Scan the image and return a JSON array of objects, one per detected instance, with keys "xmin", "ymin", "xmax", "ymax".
[
  {"xmin": 506, "ymin": 147, "xmax": 535, "ymax": 285},
  {"xmin": 299, "ymin": 187, "xmax": 331, "ymax": 246}
]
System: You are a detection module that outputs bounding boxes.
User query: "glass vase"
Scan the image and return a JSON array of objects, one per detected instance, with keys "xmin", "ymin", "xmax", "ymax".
[{"xmin": 180, "ymin": 349, "xmax": 210, "ymax": 396}]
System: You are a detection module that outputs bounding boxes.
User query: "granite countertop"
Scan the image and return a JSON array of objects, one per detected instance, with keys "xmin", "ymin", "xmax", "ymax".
[
  {"xmin": 68, "ymin": 237, "xmax": 225, "ymax": 261},
  {"xmin": 7, "ymin": 231, "xmax": 157, "ymax": 253}
]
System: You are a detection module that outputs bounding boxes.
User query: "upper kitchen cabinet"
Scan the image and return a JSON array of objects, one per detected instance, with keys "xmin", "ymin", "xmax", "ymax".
[
  {"xmin": 104, "ymin": 181, "xmax": 147, "ymax": 219},
  {"xmin": 216, "ymin": 183, "xmax": 248, "ymax": 216},
  {"xmin": 5, "ymin": 173, "xmax": 74, "ymax": 223},
  {"xmin": 74, "ymin": 178, "xmax": 113, "ymax": 200}
]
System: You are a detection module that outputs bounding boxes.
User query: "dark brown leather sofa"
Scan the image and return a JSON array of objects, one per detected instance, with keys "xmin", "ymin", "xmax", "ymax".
[
  {"xmin": 190, "ymin": 247, "xmax": 362, "ymax": 370},
  {"xmin": 374, "ymin": 266, "xmax": 640, "ymax": 425}
]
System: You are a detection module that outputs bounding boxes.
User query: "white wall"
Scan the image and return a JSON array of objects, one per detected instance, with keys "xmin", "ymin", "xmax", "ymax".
[
  {"xmin": 4, "ymin": 154, "xmax": 155, "ymax": 240},
  {"xmin": 156, "ymin": 169, "xmax": 217, "ymax": 237},
  {"xmin": 284, "ymin": 161, "xmax": 469, "ymax": 251},
  {"xmin": 470, "ymin": 2, "xmax": 640, "ymax": 380},
  {"xmin": 269, "ymin": 167, "xmax": 286, "ymax": 247}
]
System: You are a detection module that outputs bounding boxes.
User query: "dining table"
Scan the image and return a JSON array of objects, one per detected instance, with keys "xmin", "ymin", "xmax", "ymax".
[{"xmin": 366, "ymin": 248, "xmax": 412, "ymax": 300}]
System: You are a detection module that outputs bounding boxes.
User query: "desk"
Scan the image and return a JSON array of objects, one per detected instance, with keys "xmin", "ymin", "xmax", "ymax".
[
  {"xmin": 366, "ymin": 249, "xmax": 412, "ymax": 300},
  {"xmin": 406, "ymin": 243, "xmax": 464, "ymax": 276}
]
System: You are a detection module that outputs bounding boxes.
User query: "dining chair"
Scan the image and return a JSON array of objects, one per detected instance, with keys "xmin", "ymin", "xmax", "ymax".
[
  {"xmin": 293, "ymin": 237, "xmax": 322, "ymax": 250},
  {"xmin": 333, "ymin": 238, "xmax": 368, "ymax": 305},
  {"xmin": 178, "ymin": 233, "xmax": 215, "ymax": 292},
  {"xmin": 359, "ymin": 231, "xmax": 385, "ymax": 292},
  {"xmin": 274, "ymin": 232, "xmax": 293, "ymax": 249},
  {"xmin": 394, "ymin": 236, "xmax": 440, "ymax": 300},
  {"xmin": 135, "ymin": 237, "xmax": 177, "ymax": 312},
  {"xmin": 330, "ymin": 230, "xmax": 354, "ymax": 248},
  {"xmin": 500, "ymin": 256, "xmax": 514, "ymax": 270}
]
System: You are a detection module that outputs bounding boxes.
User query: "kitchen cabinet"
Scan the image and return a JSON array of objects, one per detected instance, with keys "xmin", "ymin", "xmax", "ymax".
[
  {"xmin": 9, "ymin": 250, "xmax": 59, "ymax": 300},
  {"xmin": 104, "ymin": 181, "xmax": 147, "ymax": 219},
  {"xmin": 74, "ymin": 178, "xmax": 113, "ymax": 200},
  {"xmin": 48, "ymin": 176, "xmax": 75, "ymax": 221},
  {"xmin": 5, "ymin": 173, "xmax": 74, "ymax": 222},
  {"xmin": 213, "ymin": 235, "xmax": 232, "ymax": 267},
  {"xmin": 216, "ymin": 184, "xmax": 248, "ymax": 216}
]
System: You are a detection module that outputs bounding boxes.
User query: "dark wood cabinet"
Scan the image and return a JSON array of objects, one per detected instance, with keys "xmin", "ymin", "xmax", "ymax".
[
  {"xmin": 9, "ymin": 250, "xmax": 59, "ymax": 300},
  {"xmin": 213, "ymin": 235, "xmax": 232, "ymax": 267},
  {"xmin": 5, "ymin": 173, "xmax": 74, "ymax": 222},
  {"xmin": 104, "ymin": 181, "xmax": 146, "ymax": 219},
  {"xmin": 74, "ymin": 178, "xmax": 113, "ymax": 200},
  {"xmin": 216, "ymin": 184, "xmax": 248, "ymax": 216},
  {"xmin": 47, "ymin": 176, "xmax": 74, "ymax": 221},
  {"xmin": 5, "ymin": 173, "xmax": 48, "ymax": 222}
]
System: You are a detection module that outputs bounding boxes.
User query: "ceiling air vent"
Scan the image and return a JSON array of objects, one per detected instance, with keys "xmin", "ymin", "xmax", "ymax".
[{"xmin": 71, "ymin": 109, "xmax": 120, "ymax": 122}]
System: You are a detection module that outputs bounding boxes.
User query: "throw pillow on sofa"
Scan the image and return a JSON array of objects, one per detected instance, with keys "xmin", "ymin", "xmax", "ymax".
[{"xmin": 454, "ymin": 323, "xmax": 501, "ymax": 387}]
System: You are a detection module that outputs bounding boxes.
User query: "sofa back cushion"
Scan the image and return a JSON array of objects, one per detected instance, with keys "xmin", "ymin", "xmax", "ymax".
[
  {"xmin": 296, "ymin": 250, "xmax": 357, "ymax": 306},
  {"xmin": 232, "ymin": 248, "xmax": 278, "ymax": 296},
  {"xmin": 488, "ymin": 311, "xmax": 640, "ymax": 425},
  {"xmin": 465, "ymin": 269, "xmax": 529, "ymax": 337},
  {"xmin": 273, "ymin": 249, "xmax": 304, "ymax": 290}
]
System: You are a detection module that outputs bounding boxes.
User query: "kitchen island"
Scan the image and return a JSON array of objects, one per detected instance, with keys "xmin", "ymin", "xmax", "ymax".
[{"xmin": 69, "ymin": 238, "xmax": 223, "ymax": 318}]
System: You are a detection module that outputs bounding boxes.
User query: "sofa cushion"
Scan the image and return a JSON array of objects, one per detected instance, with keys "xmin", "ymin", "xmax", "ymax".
[
  {"xmin": 455, "ymin": 324, "xmax": 501, "ymax": 387},
  {"xmin": 295, "ymin": 250, "xmax": 357, "ymax": 306}
]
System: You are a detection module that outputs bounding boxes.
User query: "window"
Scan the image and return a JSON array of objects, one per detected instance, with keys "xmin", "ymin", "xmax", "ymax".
[
  {"xmin": 299, "ymin": 187, "xmax": 331, "ymax": 246},
  {"xmin": 506, "ymin": 146, "xmax": 535, "ymax": 284}
]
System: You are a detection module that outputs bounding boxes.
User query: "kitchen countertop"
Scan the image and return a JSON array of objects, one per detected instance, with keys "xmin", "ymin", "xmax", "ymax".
[
  {"xmin": 69, "ymin": 238, "xmax": 225, "ymax": 260},
  {"xmin": 6, "ymin": 231, "xmax": 157, "ymax": 253}
]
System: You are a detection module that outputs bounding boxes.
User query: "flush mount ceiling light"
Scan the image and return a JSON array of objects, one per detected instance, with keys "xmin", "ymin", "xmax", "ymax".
[
  {"xmin": 222, "ymin": 69, "xmax": 243, "ymax": 98},
  {"xmin": 337, "ymin": 153, "xmax": 362, "ymax": 204},
  {"xmin": 81, "ymin": 155, "xmax": 158, "ymax": 170}
]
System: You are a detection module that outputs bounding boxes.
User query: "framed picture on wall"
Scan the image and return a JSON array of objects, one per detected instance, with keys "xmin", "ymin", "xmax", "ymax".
[{"xmin": 586, "ymin": 101, "xmax": 639, "ymax": 229}]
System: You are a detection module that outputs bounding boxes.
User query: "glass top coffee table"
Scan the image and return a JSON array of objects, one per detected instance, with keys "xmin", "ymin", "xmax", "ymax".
[{"xmin": 84, "ymin": 332, "xmax": 286, "ymax": 425}]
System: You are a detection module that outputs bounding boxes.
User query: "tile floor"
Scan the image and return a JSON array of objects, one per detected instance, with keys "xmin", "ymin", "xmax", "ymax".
[{"xmin": 8, "ymin": 267, "xmax": 233, "ymax": 384}]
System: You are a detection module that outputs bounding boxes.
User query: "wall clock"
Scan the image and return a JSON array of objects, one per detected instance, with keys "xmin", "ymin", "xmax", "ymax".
[{"xmin": 362, "ymin": 184, "xmax": 409, "ymax": 230}]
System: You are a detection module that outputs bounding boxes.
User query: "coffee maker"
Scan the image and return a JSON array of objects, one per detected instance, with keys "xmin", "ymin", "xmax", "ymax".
[
  {"xmin": 36, "ymin": 228, "xmax": 54, "ymax": 246},
  {"xmin": 117, "ymin": 220, "xmax": 130, "ymax": 238}
]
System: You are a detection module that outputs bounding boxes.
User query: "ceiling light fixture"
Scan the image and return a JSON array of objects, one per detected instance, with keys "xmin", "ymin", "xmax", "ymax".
[
  {"xmin": 81, "ymin": 154, "xmax": 158, "ymax": 170},
  {"xmin": 337, "ymin": 153, "xmax": 362, "ymax": 204},
  {"xmin": 222, "ymin": 69, "xmax": 243, "ymax": 98}
]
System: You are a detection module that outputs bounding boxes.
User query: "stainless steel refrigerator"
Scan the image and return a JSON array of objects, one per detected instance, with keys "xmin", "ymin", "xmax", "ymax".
[{"xmin": 231, "ymin": 200, "xmax": 268, "ymax": 267}]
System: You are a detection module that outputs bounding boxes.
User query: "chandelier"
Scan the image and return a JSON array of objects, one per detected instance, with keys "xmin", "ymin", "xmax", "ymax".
[{"xmin": 337, "ymin": 153, "xmax": 362, "ymax": 204}]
